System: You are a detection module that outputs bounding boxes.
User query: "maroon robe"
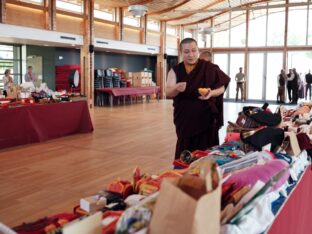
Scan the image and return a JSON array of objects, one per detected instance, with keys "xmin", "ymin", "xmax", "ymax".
[{"xmin": 172, "ymin": 59, "xmax": 230, "ymax": 159}]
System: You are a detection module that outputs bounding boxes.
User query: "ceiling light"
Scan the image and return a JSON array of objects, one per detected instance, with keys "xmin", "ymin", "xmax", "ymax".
[{"xmin": 128, "ymin": 5, "xmax": 148, "ymax": 18}]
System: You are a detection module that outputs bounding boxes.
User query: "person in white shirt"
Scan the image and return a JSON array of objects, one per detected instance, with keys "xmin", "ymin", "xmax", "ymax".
[
  {"xmin": 24, "ymin": 66, "xmax": 37, "ymax": 83},
  {"xmin": 2, "ymin": 69, "xmax": 14, "ymax": 97},
  {"xmin": 235, "ymin": 67, "xmax": 245, "ymax": 101},
  {"xmin": 277, "ymin": 69, "xmax": 286, "ymax": 103}
]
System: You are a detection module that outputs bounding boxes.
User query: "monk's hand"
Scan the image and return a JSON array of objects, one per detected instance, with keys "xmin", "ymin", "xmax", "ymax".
[
  {"xmin": 175, "ymin": 82, "xmax": 187, "ymax": 93},
  {"xmin": 198, "ymin": 88, "xmax": 213, "ymax": 100}
]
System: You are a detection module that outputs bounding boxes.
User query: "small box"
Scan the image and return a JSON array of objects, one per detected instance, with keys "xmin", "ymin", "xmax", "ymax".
[{"xmin": 80, "ymin": 195, "xmax": 107, "ymax": 212}]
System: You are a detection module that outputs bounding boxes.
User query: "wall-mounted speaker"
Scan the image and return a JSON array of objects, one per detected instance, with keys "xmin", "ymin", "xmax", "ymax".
[{"xmin": 89, "ymin": 44, "xmax": 94, "ymax": 53}]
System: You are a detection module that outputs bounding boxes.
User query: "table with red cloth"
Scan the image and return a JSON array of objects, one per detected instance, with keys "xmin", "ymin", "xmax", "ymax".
[
  {"xmin": 267, "ymin": 165, "xmax": 312, "ymax": 234},
  {"xmin": 95, "ymin": 87, "xmax": 160, "ymax": 106},
  {"xmin": 0, "ymin": 101, "xmax": 93, "ymax": 149}
]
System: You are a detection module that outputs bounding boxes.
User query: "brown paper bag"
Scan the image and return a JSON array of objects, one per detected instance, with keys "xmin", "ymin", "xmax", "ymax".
[
  {"xmin": 149, "ymin": 168, "xmax": 221, "ymax": 234},
  {"xmin": 284, "ymin": 132, "xmax": 301, "ymax": 156}
]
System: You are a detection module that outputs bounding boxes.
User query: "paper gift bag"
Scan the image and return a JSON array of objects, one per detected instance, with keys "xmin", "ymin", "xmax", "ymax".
[
  {"xmin": 149, "ymin": 166, "xmax": 221, "ymax": 234},
  {"xmin": 283, "ymin": 132, "xmax": 301, "ymax": 156}
]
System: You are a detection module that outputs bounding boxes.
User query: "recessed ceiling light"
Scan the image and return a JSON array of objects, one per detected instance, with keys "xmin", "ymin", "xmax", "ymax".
[{"xmin": 43, "ymin": 44, "xmax": 49, "ymax": 46}]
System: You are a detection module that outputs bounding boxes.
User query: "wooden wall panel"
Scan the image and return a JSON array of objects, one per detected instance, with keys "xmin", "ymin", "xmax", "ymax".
[
  {"xmin": 166, "ymin": 35, "xmax": 178, "ymax": 49},
  {"xmin": 56, "ymin": 14, "xmax": 83, "ymax": 35},
  {"xmin": 6, "ymin": 3, "xmax": 45, "ymax": 29},
  {"xmin": 94, "ymin": 21, "xmax": 116, "ymax": 40},
  {"xmin": 123, "ymin": 27, "xmax": 140, "ymax": 44},
  {"xmin": 146, "ymin": 31, "xmax": 161, "ymax": 46}
]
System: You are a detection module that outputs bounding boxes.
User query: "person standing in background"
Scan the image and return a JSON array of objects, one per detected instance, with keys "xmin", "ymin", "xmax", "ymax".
[
  {"xmin": 277, "ymin": 69, "xmax": 286, "ymax": 103},
  {"xmin": 199, "ymin": 51, "xmax": 213, "ymax": 62},
  {"xmin": 291, "ymin": 68, "xmax": 299, "ymax": 104},
  {"xmin": 24, "ymin": 66, "xmax": 37, "ymax": 83},
  {"xmin": 2, "ymin": 69, "xmax": 14, "ymax": 97},
  {"xmin": 235, "ymin": 67, "xmax": 245, "ymax": 102},
  {"xmin": 305, "ymin": 70, "xmax": 312, "ymax": 100},
  {"xmin": 286, "ymin": 69, "xmax": 294, "ymax": 103}
]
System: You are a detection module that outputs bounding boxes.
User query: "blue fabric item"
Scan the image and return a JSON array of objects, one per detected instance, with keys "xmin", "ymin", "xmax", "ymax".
[
  {"xmin": 270, "ymin": 171, "xmax": 304, "ymax": 216},
  {"xmin": 274, "ymin": 153, "xmax": 293, "ymax": 165}
]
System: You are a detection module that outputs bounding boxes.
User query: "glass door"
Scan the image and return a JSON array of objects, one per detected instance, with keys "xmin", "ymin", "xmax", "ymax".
[
  {"xmin": 248, "ymin": 53, "xmax": 264, "ymax": 100},
  {"xmin": 229, "ymin": 53, "xmax": 245, "ymax": 99},
  {"xmin": 214, "ymin": 53, "xmax": 229, "ymax": 97},
  {"xmin": 265, "ymin": 52, "xmax": 283, "ymax": 101}
]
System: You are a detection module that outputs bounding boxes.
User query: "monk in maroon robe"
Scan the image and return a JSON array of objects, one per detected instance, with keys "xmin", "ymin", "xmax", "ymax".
[{"xmin": 166, "ymin": 38, "xmax": 230, "ymax": 159}]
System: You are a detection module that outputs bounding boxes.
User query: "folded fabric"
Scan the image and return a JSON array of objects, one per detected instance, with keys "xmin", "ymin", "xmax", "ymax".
[
  {"xmin": 240, "ymin": 127, "xmax": 284, "ymax": 152},
  {"xmin": 223, "ymin": 159, "xmax": 290, "ymax": 192},
  {"xmin": 224, "ymin": 133, "xmax": 240, "ymax": 143},
  {"xmin": 296, "ymin": 133, "xmax": 312, "ymax": 150}
]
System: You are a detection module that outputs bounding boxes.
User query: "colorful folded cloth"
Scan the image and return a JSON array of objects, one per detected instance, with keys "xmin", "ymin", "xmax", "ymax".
[{"xmin": 223, "ymin": 159, "xmax": 290, "ymax": 192}]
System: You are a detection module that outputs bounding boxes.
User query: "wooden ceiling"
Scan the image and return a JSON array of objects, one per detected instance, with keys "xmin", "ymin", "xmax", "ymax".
[{"xmin": 90, "ymin": 0, "xmax": 307, "ymax": 28}]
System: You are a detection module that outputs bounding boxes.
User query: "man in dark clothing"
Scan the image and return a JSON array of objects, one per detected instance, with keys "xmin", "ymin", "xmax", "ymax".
[
  {"xmin": 305, "ymin": 70, "xmax": 312, "ymax": 100},
  {"xmin": 286, "ymin": 69, "xmax": 294, "ymax": 103},
  {"xmin": 166, "ymin": 38, "xmax": 230, "ymax": 159},
  {"xmin": 292, "ymin": 68, "xmax": 299, "ymax": 104},
  {"xmin": 277, "ymin": 69, "xmax": 286, "ymax": 103}
]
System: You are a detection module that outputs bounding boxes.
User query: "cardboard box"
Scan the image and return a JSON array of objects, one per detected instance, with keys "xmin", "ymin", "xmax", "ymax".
[{"xmin": 80, "ymin": 195, "xmax": 107, "ymax": 212}]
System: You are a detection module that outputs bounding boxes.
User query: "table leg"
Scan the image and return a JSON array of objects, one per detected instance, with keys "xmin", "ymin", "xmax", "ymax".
[{"xmin": 109, "ymin": 94, "xmax": 113, "ymax": 107}]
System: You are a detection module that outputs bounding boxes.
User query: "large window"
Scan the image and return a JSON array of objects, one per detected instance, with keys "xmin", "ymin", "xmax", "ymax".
[
  {"xmin": 213, "ymin": 13, "xmax": 230, "ymax": 47},
  {"xmin": 265, "ymin": 52, "xmax": 283, "ymax": 100},
  {"xmin": 308, "ymin": 5, "xmax": 312, "ymax": 45},
  {"xmin": 229, "ymin": 53, "xmax": 245, "ymax": 99},
  {"xmin": 124, "ymin": 16, "xmax": 140, "ymax": 27},
  {"xmin": 288, "ymin": 6, "xmax": 308, "ymax": 45},
  {"xmin": 267, "ymin": 10, "xmax": 285, "ymax": 46},
  {"xmin": 230, "ymin": 12, "xmax": 246, "ymax": 47},
  {"xmin": 17, "ymin": 0, "xmax": 43, "ymax": 4},
  {"xmin": 248, "ymin": 53, "xmax": 264, "ymax": 100},
  {"xmin": 94, "ymin": 9, "xmax": 114, "ymax": 21},
  {"xmin": 287, "ymin": 51, "xmax": 312, "ymax": 74},
  {"xmin": 183, "ymin": 30, "xmax": 193, "ymax": 39},
  {"xmin": 56, "ymin": 0, "xmax": 83, "ymax": 14},
  {"xmin": 147, "ymin": 20, "xmax": 160, "ymax": 31},
  {"xmin": 0, "ymin": 45, "xmax": 21, "ymax": 88},
  {"xmin": 249, "ymin": 10, "xmax": 267, "ymax": 47},
  {"xmin": 166, "ymin": 25, "xmax": 177, "ymax": 36}
]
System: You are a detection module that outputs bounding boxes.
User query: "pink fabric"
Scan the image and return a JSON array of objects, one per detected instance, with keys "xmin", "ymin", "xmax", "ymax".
[
  {"xmin": 224, "ymin": 133, "xmax": 240, "ymax": 143},
  {"xmin": 224, "ymin": 159, "xmax": 289, "ymax": 192}
]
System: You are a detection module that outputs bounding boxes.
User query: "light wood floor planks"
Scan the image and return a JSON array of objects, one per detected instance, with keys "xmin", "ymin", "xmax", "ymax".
[{"xmin": 0, "ymin": 100, "xmax": 273, "ymax": 227}]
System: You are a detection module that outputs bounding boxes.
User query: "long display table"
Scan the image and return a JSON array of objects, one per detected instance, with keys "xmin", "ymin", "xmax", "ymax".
[
  {"xmin": 0, "ymin": 101, "xmax": 93, "ymax": 149},
  {"xmin": 95, "ymin": 87, "xmax": 160, "ymax": 106}
]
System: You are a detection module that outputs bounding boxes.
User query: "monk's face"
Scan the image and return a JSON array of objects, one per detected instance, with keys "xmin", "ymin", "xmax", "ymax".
[{"xmin": 181, "ymin": 42, "xmax": 199, "ymax": 65}]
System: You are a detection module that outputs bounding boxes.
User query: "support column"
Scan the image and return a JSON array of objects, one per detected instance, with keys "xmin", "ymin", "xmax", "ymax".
[
  {"xmin": 0, "ymin": 0, "xmax": 6, "ymax": 24},
  {"xmin": 177, "ymin": 25, "xmax": 182, "ymax": 62},
  {"xmin": 140, "ymin": 14, "xmax": 147, "ymax": 44},
  {"xmin": 116, "ymin": 7, "xmax": 123, "ymax": 41},
  {"xmin": 80, "ymin": 0, "xmax": 94, "ymax": 108},
  {"xmin": 156, "ymin": 21, "xmax": 167, "ymax": 99},
  {"xmin": 283, "ymin": 0, "xmax": 289, "ymax": 70},
  {"xmin": 244, "ymin": 9, "xmax": 249, "ymax": 101},
  {"xmin": 44, "ymin": 0, "xmax": 56, "ymax": 30}
]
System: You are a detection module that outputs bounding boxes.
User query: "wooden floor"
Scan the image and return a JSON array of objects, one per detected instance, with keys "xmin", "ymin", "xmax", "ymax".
[{"xmin": 0, "ymin": 100, "xmax": 275, "ymax": 227}]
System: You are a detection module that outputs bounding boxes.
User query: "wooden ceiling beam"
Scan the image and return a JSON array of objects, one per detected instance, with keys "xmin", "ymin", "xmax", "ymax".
[
  {"xmin": 165, "ymin": 0, "xmax": 225, "ymax": 22},
  {"xmin": 148, "ymin": 0, "xmax": 190, "ymax": 16},
  {"xmin": 181, "ymin": 0, "xmax": 271, "ymax": 26}
]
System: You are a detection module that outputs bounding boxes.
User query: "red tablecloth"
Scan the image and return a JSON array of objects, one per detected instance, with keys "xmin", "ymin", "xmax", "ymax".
[
  {"xmin": 268, "ymin": 165, "xmax": 312, "ymax": 234},
  {"xmin": 96, "ymin": 87, "xmax": 160, "ymax": 96},
  {"xmin": 0, "ymin": 101, "xmax": 93, "ymax": 149}
]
